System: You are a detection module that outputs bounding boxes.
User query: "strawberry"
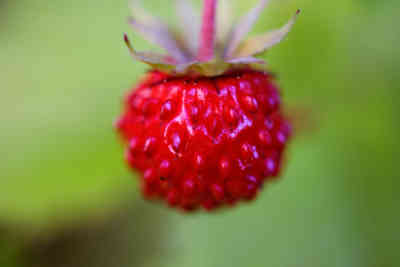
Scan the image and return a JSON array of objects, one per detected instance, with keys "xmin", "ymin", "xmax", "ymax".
[{"xmin": 116, "ymin": 0, "xmax": 300, "ymax": 211}]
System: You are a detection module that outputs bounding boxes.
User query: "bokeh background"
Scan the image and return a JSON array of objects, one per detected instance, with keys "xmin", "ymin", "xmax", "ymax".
[{"xmin": 1, "ymin": 0, "xmax": 399, "ymax": 266}]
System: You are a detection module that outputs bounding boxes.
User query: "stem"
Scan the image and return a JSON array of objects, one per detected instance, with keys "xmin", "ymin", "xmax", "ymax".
[{"xmin": 198, "ymin": 0, "xmax": 217, "ymax": 61}]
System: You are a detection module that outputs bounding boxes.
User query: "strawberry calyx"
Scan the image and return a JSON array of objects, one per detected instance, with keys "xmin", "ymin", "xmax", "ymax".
[{"xmin": 124, "ymin": 0, "xmax": 300, "ymax": 77}]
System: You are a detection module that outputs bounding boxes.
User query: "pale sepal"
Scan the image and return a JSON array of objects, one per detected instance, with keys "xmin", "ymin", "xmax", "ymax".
[
  {"xmin": 233, "ymin": 10, "xmax": 300, "ymax": 58},
  {"xmin": 129, "ymin": 0, "xmax": 190, "ymax": 63},
  {"xmin": 216, "ymin": 0, "xmax": 234, "ymax": 49},
  {"xmin": 223, "ymin": 0, "xmax": 269, "ymax": 59},
  {"xmin": 226, "ymin": 57, "xmax": 266, "ymax": 65},
  {"xmin": 124, "ymin": 34, "xmax": 179, "ymax": 73},
  {"xmin": 175, "ymin": 0, "xmax": 200, "ymax": 58}
]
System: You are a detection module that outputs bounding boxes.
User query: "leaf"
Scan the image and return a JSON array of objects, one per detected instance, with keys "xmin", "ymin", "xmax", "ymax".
[
  {"xmin": 217, "ymin": 0, "xmax": 234, "ymax": 48},
  {"xmin": 129, "ymin": 0, "xmax": 190, "ymax": 63},
  {"xmin": 124, "ymin": 34, "xmax": 177, "ymax": 72},
  {"xmin": 223, "ymin": 0, "xmax": 269, "ymax": 58},
  {"xmin": 233, "ymin": 10, "xmax": 301, "ymax": 58},
  {"xmin": 175, "ymin": 0, "xmax": 200, "ymax": 57},
  {"xmin": 226, "ymin": 57, "xmax": 266, "ymax": 64}
]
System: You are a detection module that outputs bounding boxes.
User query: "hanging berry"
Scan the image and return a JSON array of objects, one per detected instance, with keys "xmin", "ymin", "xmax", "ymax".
[{"xmin": 116, "ymin": 0, "xmax": 300, "ymax": 211}]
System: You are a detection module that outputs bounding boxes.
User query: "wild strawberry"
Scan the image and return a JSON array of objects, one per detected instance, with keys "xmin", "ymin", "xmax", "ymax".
[{"xmin": 116, "ymin": 0, "xmax": 300, "ymax": 211}]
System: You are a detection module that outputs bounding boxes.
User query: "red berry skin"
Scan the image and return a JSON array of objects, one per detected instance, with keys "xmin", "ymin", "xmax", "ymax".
[{"xmin": 116, "ymin": 69, "xmax": 291, "ymax": 211}]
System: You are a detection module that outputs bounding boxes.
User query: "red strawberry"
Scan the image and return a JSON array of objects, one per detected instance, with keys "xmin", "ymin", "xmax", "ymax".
[{"xmin": 116, "ymin": 0, "xmax": 300, "ymax": 211}]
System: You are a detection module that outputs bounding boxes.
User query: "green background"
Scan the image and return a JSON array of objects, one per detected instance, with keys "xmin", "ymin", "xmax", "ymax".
[{"xmin": 0, "ymin": 0, "xmax": 399, "ymax": 266}]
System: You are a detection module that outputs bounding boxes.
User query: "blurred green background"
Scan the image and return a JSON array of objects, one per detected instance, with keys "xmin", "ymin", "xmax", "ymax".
[{"xmin": 1, "ymin": 0, "xmax": 399, "ymax": 266}]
